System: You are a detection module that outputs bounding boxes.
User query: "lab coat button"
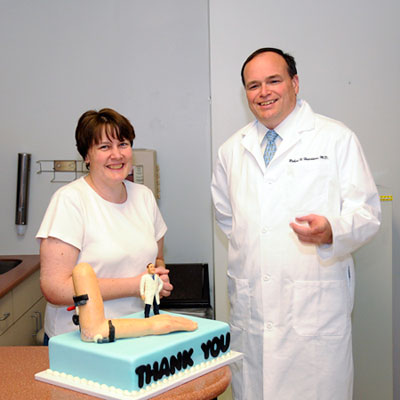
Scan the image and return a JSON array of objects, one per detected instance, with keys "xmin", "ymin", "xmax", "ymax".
[
  {"xmin": 265, "ymin": 322, "xmax": 273, "ymax": 330},
  {"xmin": 261, "ymin": 227, "xmax": 269, "ymax": 234},
  {"xmin": 263, "ymin": 274, "xmax": 271, "ymax": 282}
]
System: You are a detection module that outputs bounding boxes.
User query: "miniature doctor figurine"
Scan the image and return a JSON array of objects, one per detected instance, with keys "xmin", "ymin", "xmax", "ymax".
[{"xmin": 140, "ymin": 263, "xmax": 164, "ymax": 318}]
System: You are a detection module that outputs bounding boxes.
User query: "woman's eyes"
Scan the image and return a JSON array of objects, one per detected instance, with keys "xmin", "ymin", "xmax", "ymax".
[{"xmin": 98, "ymin": 141, "xmax": 129, "ymax": 150}]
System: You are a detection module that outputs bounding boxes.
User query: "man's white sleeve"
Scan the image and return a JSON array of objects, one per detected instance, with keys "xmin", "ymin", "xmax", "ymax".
[
  {"xmin": 318, "ymin": 133, "xmax": 381, "ymax": 260},
  {"xmin": 211, "ymin": 149, "xmax": 233, "ymax": 239}
]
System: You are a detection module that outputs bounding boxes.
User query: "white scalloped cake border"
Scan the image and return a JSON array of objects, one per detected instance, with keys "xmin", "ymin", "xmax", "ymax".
[{"xmin": 35, "ymin": 350, "xmax": 242, "ymax": 399}]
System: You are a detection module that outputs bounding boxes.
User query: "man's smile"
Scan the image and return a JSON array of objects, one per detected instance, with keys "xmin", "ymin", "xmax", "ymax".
[{"xmin": 259, "ymin": 99, "xmax": 277, "ymax": 106}]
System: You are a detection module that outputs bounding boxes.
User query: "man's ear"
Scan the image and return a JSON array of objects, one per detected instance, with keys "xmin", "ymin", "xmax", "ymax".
[{"xmin": 292, "ymin": 75, "xmax": 299, "ymax": 94}]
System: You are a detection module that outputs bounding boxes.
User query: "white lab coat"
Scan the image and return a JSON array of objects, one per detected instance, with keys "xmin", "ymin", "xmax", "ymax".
[
  {"xmin": 140, "ymin": 274, "xmax": 163, "ymax": 305},
  {"xmin": 211, "ymin": 100, "xmax": 381, "ymax": 400}
]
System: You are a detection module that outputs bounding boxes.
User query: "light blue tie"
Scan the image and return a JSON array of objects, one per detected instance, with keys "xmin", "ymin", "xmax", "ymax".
[{"xmin": 263, "ymin": 130, "xmax": 279, "ymax": 167}]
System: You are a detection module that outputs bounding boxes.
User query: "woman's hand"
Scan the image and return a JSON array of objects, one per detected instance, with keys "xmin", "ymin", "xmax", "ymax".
[
  {"xmin": 155, "ymin": 265, "xmax": 173, "ymax": 298},
  {"xmin": 154, "ymin": 237, "xmax": 172, "ymax": 298}
]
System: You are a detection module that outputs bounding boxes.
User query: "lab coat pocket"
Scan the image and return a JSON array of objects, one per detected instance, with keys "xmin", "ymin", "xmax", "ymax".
[
  {"xmin": 227, "ymin": 273, "xmax": 250, "ymax": 330},
  {"xmin": 293, "ymin": 280, "xmax": 350, "ymax": 336},
  {"xmin": 285, "ymin": 161, "xmax": 331, "ymax": 214}
]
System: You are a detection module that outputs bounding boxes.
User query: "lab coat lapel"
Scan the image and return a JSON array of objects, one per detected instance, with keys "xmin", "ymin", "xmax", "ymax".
[
  {"xmin": 241, "ymin": 122, "xmax": 265, "ymax": 173},
  {"xmin": 274, "ymin": 130, "xmax": 302, "ymax": 161},
  {"xmin": 273, "ymin": 101, "xmax": 316, "ymax": 162}
]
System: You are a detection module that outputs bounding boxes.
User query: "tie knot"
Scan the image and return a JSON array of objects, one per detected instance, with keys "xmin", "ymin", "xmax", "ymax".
[{"xmin": 266, "ymin": 129, "xmax": 278, "ymax": 143}]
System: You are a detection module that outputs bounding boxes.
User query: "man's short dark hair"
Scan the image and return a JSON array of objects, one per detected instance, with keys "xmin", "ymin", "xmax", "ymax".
[{"xmin": 241, "ymin": 48, "xmax": 297, "ymax": 86}]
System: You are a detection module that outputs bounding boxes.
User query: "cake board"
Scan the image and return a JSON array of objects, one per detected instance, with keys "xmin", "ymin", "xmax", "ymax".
[{"xmin": 35, "ymin": 350, "xmax": 242, "ymax": 399}]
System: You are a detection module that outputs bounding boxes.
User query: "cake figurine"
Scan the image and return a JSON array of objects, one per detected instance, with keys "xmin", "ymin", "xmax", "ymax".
[
  {"xmin": 71, "ymin": 262, "xmax": 197, "ymax": 343},
  {"xmin": 139, "ymin": 263, "xmax": 163, "ymax": 318}
]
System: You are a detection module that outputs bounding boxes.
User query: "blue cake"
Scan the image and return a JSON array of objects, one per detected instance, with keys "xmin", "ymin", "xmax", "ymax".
[{"xmin": 47, "ymin": 311, "xmax": 230, "ymax": 393}]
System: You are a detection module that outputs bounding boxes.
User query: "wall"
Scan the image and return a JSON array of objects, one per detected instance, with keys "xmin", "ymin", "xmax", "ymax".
[
  {"xmin": 0, "ymin": 1, "xmax": 213, "ymax": 296},
  {"xmin": 1, "ymin": 0, "xmax": 399, "ymax": 396},
  {"xmin": 209, "ymin": 0, "xmax": 400, "ymax": 397}
]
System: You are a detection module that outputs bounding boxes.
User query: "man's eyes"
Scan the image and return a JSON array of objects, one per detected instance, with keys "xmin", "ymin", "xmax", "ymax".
[{"xmin": 247, "ymin": 80, "xmax": 281, "ymax": 90}]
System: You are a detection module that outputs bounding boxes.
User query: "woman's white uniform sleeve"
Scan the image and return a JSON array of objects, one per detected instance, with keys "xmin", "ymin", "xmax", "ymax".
[{"xmin": 36, "ymin": 188, "xmax": 84, "ymax": 250}]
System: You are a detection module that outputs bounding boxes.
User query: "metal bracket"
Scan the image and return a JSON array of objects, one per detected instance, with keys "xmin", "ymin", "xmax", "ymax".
[{"xmin": 36, "ymin": 160, "xmax": 88, "ymax": 183}]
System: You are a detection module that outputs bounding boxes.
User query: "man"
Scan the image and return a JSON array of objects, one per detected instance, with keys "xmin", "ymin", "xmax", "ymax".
[
  {"xmin": 140, "ymin": 263, "xmax": 163, "ymax": 318},
  {"xmin": 211, "ymin": 48, "xmax": 381, "ymax": 399}
]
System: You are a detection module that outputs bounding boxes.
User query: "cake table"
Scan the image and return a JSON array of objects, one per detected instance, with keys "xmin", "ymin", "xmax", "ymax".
[{"xmin": 0, "ymin": 346, "xmax": 232, "ymax": 400}]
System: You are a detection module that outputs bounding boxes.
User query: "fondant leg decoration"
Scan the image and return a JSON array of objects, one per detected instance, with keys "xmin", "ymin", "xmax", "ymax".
[{"xmin": 72, "ymin": 263, "xmax": 197, "ymax": 342}]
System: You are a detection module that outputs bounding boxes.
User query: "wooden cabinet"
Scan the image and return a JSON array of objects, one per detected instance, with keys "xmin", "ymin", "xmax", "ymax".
[
  {"xmin": 0, "ymin": 269, "xmax": 46, "ymax": 345},
  {"xmin": 0, "ymin": 291, "xmax": 13, "ymax": 335}
]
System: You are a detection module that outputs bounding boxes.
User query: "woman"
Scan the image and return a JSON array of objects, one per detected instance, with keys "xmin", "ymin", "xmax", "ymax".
[{"xmin": 37, "ymin": 108, "xmax": 174, "ymax": 341}]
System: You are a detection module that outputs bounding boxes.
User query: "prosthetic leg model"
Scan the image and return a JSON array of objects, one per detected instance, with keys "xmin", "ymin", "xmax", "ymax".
[{"xmin": 71, "ymin": 262, "xmax": 197, "ymax": 343}]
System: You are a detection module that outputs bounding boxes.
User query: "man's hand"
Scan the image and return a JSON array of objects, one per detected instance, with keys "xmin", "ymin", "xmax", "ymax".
[
  {"xmin": 289, "ymin": 214, "xmax": 333, "ymax": 245},
  {"xmin": 155, "ymin": 266, "xmax": 173, "ymax": 298}
]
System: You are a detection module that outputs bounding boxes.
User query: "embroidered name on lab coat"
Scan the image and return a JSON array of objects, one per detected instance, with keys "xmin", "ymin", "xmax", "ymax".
[{"xmin": 289, "ymin": 155, "xmax": 328, "ymax": 163}]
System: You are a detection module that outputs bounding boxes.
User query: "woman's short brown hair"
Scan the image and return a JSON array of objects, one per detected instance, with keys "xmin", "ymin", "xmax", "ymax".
[{"xmin": 75, "ymin": 108, "xmax": 135, "ymax": 164}]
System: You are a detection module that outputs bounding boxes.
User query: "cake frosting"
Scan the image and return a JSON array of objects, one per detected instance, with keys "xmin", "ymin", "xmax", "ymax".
[{"xmin": 48, "ymin": 311, "xmax": 230, "ymax": 392}]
